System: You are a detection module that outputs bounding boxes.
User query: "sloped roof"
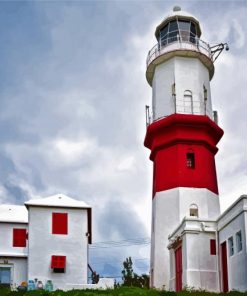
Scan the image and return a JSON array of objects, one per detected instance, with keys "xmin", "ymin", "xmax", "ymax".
[
  {"xmin": 25, "ymin": 193, "xmax": 91, "ymax": 209},
  {"xmin": 0, "ymin": 205, "xmax": 28, "ymax": 223}
]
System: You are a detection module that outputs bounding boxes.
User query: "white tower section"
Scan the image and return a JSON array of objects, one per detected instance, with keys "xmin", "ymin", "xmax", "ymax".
[
  {"xmin": 144, "ymin": 7, "xmax": 223, "ymax": 290},
  {"xmin": 146, "ymin": 9, "xmax": 215, "ymax": 122}
]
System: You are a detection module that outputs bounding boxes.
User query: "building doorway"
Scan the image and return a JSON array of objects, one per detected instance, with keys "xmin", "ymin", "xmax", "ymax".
[
  {"xmin": 221, "ymin": 241, "xmax": 228, "ymax": 292},
  {"xmin": 175, "ymin": 246, "xmax": 182, "ymax": 291},
  {"xmin": 0, "ymin": 267, "xmax": 11, "ymax": 287}
]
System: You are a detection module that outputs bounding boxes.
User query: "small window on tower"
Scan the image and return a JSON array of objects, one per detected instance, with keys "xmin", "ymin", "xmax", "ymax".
[
  {"xmin": 203, "ymin": 85, "xmax": 208, "ymax": 101},
  {"xmin": 172, "ymin": 83, "xmax": 176, "ymax": 96},
  {"xmin": 186, "ymin": 153, "xmax": 195, "ymax": 169},
  {"xmin": 189, "ymin": 204, "xmax": 198, "ymax": 217}
]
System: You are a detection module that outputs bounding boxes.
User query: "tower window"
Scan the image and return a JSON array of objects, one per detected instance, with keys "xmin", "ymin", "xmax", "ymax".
[
  {"xmin": 184, "ymin": 90, "xmax": 193, "ymax": 114},
  {"xmin": 189, "ymin": 204, "xmax": 198, "ymax": 217},
  {"xmin": 186, "ymin": 153, "xmax": 195, "ymax": 169},
  {"xmin": 203, "ymin": 85, "xmax": 208, "ymax": 101},
  {"xmin": 172, "ymin": 83, "xmax": 176, "ymax": 96}
]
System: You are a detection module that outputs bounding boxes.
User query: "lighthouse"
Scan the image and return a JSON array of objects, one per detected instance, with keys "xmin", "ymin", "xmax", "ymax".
[{"xmin": 144, "ymin": 7, "xmax": 225, "ymax": 290}]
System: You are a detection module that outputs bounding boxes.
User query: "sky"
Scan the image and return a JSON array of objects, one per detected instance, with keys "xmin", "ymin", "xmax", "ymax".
[{"xmin": 0, "ymin": 0, "xmax": 246, "ymax": 280}]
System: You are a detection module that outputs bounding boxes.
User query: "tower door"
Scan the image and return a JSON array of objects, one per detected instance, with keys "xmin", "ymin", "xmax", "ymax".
[
  {"xmin": 0, "ymin": 267, "xmax": 11, "ymax": 287},
  {"xmin": 175, "ymin": 246, "xmax": 182, "ymax": 291},
  {"xmin": 221, "ymin": 242, "xmax": 228, "ymax": 293}
]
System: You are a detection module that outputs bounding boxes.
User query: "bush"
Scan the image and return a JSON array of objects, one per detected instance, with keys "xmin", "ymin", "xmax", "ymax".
[{"xmin": 1, "ymin": 287, "xmax": 247, "ymax": 295}]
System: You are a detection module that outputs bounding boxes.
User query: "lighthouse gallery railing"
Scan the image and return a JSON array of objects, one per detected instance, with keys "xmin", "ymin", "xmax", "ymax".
[{"xmin": 146, "ymin": 35, "xmax": 212, "ymax": 67}]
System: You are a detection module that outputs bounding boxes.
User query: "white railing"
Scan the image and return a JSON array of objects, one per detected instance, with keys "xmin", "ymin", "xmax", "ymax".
[
  {"xmin": 145, "ymin": 101, "xmax": 214, "ymax": 127},
  {"xmin": 146, "ymin": 35, "xmax": 212, "ymax": 67}
]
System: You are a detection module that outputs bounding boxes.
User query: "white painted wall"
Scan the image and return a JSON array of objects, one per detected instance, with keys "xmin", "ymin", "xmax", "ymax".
[
  {"xmin": 168, "ymin": 219, "xmax": 219, "ymax": 292},
  {"xmin": 27, "ymin": 206, "xmax": 89, "ymax": 290},
  {"xmin": 183, "ymin": 231, "xmax": 219, "ymax": 291},
  {"xmin": 0, "ymin": 258, "xmax": 27, "ymax": 288},
  {"xmin": 0, "ymin": 222, "xmax": 28, "ymax": 256},
  {"xmin": 151, "ymin": 187, "xmax": 220, "ymax": 289},
  {"xmin": 218, "ymin": 211, "xmax": 247, "ymax": 291},
  {"xmin": 152, "ymin": 57, "xmax": 213, "ymax": 121}
]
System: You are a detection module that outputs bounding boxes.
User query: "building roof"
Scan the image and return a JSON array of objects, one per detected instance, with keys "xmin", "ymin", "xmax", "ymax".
[
  {"xmin": 25, "ymin": 193, "xmax": 91, "ymax": 209},
  {"xmin": 0, "ymin": 205, "xmax": 28, "ymax": 223}
]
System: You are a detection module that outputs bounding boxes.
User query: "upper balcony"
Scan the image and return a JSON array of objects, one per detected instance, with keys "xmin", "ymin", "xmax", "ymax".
[{"xmin": 146, "ymin": 34, "xmax": 215, "ymax": 85}]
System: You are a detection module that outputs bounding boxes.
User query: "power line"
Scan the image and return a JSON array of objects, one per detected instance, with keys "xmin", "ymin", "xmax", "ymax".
[
  {"xmin": 91, "ymin": 237, "xmax": 150, "ymax": 244},
  {"xmin": 90, "ymin": 237, "xmax": 151, "ymax": 249}
]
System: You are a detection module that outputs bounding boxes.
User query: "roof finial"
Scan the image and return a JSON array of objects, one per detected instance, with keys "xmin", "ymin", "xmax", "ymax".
[{"xmin": 173, "ymin": 6, "xmax": 181, "ymax": 12}]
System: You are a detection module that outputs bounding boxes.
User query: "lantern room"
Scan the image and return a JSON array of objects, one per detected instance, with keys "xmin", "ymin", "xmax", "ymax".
[{"xmin": 155, "ymin": 6, "xmax": 201, "ymax": 47}]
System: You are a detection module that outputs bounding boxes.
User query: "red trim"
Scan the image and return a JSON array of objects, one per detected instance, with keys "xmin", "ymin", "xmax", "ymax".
[
  {"xmin": 210, "ymin": 239, "xmax": 216, "ymax": 255},
  {"xmin": 221, "ymin": 241, "xmax": 228, "ymax": 292},
  {"xmin": 52, "ymin": 213, "xmax": 68, "ymax": 235},
  {"xmin": 175, "ymin": 246, "xmax": 182, "ymax": 292},
  {"xmin": 144, "ymin": 114, "xmax": 223, "ymax": 196},
  {"xmin": 13, "ymin": 228, "xmax": 27, "ymax": 247},
  {"xmin": 51, "ymin": 255, "xmax": 66, "ymax": 268}
]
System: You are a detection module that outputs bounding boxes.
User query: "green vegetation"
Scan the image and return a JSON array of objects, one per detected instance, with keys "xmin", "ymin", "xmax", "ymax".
[
  {"xmin": 1, "ymin": 286, "xmax": 247, "ymax": 296},
  {"xmin": 121, "ymin": 257, "xmax": 149, "ymax": 288}
]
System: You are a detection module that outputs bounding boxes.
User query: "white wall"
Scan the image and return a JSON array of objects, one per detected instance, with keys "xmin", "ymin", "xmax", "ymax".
[
  {"xmin": 183, "ymin": 231, "xmax": 219, "ymax": 291},
  {"xmin": 218, "ymin": 211, "xmax": 247, "ymax": 291},
  {"xmin": 0, "ymin": 222, "xmax": 28, "ymax": 256},
  {"xmin": 168, "ymin": 219, "xmax": 219, "ymax": 292},
  {"xmin": 152, "ymin": 57, "xmax": 213, "ymax": 121},
  {"xmin": 0, "ymin": 258, "xmax": 27, "ymax": 288},
  {"xmin": 151, "ymin": 187, "xmax": 220, "ymax": 289},
  {"xmin": 28, "ymin": 207, "xmax": 89, "ymax": 290}
]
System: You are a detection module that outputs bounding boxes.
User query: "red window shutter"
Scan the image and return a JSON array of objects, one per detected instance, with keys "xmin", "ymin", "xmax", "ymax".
[
  {"xmin": 13, "ymin": 229, "xmax": 27, "ymax": 247},
  {"xmin": 52, "ymin": 213, "xmax": 68, "ymax": 235},
  {"xmin": 51, "ymin": 256, "xmax": 66, "ymax": 268},
  {"xmin": 210, "ymin": 239, "xmax": 216, "ymax": 255}
]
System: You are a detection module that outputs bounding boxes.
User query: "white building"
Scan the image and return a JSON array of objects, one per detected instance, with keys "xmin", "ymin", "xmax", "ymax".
[
  {"xmin": 144, "ymin": 6, "xmax": 247, "ymax": 293},
  {"xmin": 0, "ymin": 194, "xmax": 92, "ymax": 290}
]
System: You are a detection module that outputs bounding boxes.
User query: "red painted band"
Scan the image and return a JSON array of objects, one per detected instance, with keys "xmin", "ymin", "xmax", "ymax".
[{"xmin": 144, "ymin": 114, "xmax": 223, "ymax": 196}]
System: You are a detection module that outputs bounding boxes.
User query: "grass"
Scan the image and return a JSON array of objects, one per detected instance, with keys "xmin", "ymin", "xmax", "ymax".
[{"xmin": 1, "ymin": 287, "xmax": 247, "ymax": 296}]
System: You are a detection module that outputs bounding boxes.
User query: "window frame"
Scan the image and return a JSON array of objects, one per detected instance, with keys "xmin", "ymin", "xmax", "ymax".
[
  {"xmin": 236, "ymin": 231, "xmax": 242, "ymax": 253},
  {"xmin": 186, "ymin": 152, "xmax": 195, "ymax": 169},
  {"xmin": 228, "ymin": 236, "xmax": 234, "ymax": 256},
  {"xmin": 159, "ymin": 19, "xmax": 198, "ymax": 46},
  {"xmin": 189, "ymin": 204, "xmax": 198, "ymax": 217}
]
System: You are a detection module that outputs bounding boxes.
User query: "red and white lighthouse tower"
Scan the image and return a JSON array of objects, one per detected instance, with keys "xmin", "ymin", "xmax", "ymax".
[{"xmin": 144, "ymin": 7, "xmax": 224, "ymax": 289}]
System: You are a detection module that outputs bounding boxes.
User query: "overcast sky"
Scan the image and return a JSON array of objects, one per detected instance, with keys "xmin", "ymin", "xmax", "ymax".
[{"xmin": 0, "ymin": 0, "xmax": 246, "ymax": 278}]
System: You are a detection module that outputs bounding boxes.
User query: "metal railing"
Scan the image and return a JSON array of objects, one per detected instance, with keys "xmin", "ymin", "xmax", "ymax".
[
  {"xmin": 146, "ymin": 35, "xmax": 212, "ymax": 67},
  {"xmin": 145, "ymin": 101, "xmax": 214, "ymax": 127}
]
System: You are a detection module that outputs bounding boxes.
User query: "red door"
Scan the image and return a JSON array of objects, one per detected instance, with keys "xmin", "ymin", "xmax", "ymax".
[
  {"xmin": 221, "ymin": 241, "xmax": 228, "ymax": 292},
  {"xmin": 175, "ymin": 246, "xmax": 182, "ymax": 291}
]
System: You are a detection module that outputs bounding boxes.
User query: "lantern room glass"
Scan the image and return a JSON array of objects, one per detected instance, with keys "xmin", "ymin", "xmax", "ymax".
[{"xmin": 159, "ymin": 20, "xmax": 198, "ymax": 46}]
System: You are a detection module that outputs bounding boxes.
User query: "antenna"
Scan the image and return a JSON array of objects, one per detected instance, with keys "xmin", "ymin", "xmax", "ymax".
[{"xmin": 210, "ymin": 43, "xmax": 229, "ymax": 62}]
